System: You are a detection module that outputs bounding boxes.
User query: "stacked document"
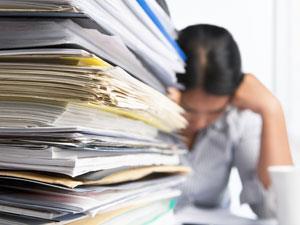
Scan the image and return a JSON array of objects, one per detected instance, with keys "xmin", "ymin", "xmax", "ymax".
[
  {"xmin": 0, "ymin": 19, "xmax": 166, "ymax": 92},
  {"xmin": 0, "ymin": 0, "xmax": 186, "ymax": 90},
  {"xmin": 0, "ymin": 1, "xmax": 78, "ymax": 12},
  {"xmin": 0, "ymin": 1, "xmax": 190, "ymax": 224},
  {"xmin": 0, "ymin": 48, "xmax": 186, "ymax": 133}
]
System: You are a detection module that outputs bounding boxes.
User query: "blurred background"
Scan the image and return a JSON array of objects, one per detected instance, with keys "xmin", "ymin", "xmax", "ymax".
[{"xmin": 166, "ymin": 0, "xmax": 300, "ymax": 218}]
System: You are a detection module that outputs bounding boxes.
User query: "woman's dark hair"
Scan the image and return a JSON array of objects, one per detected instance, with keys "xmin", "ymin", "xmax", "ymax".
[{"xmin": 177, "ymin": 24, "xmax": 244, "ymax": 95}]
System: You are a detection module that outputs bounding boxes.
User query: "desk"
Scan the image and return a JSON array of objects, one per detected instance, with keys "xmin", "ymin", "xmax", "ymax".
[{"xmin": 173, "ymin": 206, "xmax": 277, "ymax": 225}]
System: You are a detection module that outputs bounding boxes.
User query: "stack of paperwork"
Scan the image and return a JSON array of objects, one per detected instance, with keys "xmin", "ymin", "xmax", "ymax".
[{"xmin": 0, "ymin": 1, "xmax": 190, "ymax": 224}]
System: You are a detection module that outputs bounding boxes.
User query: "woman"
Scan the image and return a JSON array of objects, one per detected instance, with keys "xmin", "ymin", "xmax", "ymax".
[{"xmin": 170, "ymin": 24, "xmax": 293, "ymax": 218}]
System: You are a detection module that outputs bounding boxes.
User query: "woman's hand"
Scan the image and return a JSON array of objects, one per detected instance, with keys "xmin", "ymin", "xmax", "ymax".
[
  {"xmin": 232, "ymin": 74, "xmax": 281, "ymax": 116},
  {"xmin": 167, "ymin": 87, "xmax": 181, "ymax": 104}
]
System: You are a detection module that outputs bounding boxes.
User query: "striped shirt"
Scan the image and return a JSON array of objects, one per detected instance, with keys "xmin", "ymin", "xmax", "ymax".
[{"xmin": 176, "ymin": 107, "xmax": 275, "ymax": 218}]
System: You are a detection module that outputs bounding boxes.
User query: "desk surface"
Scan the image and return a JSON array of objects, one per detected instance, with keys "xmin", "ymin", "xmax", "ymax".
[{"xmin": 173, "ymin": 206, "xmax": 277, "ymax": 225}]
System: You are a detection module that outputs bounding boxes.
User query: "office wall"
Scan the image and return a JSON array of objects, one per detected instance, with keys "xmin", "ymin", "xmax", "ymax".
[
  {"xmin": 289, "ymin": 0, "xmax": 300, "ymax": 154},
  {"xmin": 275, "ymin": 0, "xmax": 300, "ymax": 150}
]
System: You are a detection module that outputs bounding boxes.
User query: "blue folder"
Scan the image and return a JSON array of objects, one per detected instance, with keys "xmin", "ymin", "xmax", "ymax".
[{"xmin": 137, "ymin": 0, "xmax": 187, "ymax": 61}]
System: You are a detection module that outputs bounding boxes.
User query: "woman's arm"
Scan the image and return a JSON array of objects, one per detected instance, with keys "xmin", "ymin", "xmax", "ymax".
[{"xmin": 233, "ymin": 74, "xmax": 293, "ymax": 188}]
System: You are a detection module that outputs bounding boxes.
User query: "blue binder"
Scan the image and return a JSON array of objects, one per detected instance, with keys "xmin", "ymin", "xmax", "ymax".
[{"xmin": 137, "ymin": 0, "xmax": 187, "ymax": 61}]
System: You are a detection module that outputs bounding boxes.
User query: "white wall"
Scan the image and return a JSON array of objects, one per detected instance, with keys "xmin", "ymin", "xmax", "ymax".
[{"xmin": 274, "ymin": 0, "xmax": 300, "ymax": 161}]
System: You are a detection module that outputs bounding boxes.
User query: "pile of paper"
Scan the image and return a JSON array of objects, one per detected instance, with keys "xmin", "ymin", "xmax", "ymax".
[
  {"xmin": 0, "ymin": 1, "xmax": 190, "ymax": 224},
  {"xmin": 0, "ymin": 0, "xmax": 78, "ymax": 12},
  {"xmin": 0, "ymin": 20, "xmax": 166, "ymax": 92},
  {"xmin": 0, "ymin": 48, "xmax": 186, "ymax": 132},
  {"xmin": 0, "ymin": 0, "xmax": 186, "ymax": 91}
]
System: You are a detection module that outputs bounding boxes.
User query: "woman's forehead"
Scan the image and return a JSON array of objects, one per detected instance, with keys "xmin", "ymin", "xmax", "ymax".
[{"xmin": 181, "ymin": 89, "xmax": 230, "ymax": 111}]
